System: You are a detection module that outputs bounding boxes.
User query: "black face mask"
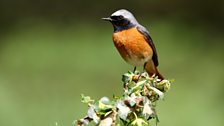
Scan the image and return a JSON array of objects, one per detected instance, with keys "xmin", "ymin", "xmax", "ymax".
[{"xmin": 110, "ymin": 16, "xmax": 135, "ymax": 32}]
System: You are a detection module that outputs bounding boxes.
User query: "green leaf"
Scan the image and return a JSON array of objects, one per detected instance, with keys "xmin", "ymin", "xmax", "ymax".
[
  {"xmin": 122, "ymin": 71, "xmax": 134, "ymax": 83},
  {"xmin": 128, "ymin": 80, "xmax": 146, "ymax": 95},
  {"xmin": 113, "ymin": 94, "xmax": 121, "ymax": 100},
  {"xmin": 81, "ymin": 94, "xmax": 94, "ymax": 104},
  {"xmin": 94, "ymin": 97, "xmax": 114, "ymax": 116},
  {"xmin": 130, "ymin": 118, "xmax": 149, "ymax": 126},
  {"xmin": 156, "ymin": 79, "xmax": 171, "ymax": 92},
  {"xmin": 99, "ymin": 97, "xmax": 111, "ymax": 104},
  {"xmin": 98, "ymin": 101, "xmax": 113, "ymax": 110},
  {"xmin": 115, "ymin": 113, "xmax": 126, "ymax": 126}
]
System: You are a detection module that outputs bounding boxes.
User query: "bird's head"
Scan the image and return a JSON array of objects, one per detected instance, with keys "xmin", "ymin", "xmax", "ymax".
[{"xmin": 102, "ymin": 9, "xmax": 138, "ymax": 32}]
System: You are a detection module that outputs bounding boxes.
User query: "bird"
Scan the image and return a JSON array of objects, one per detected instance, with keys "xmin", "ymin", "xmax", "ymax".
[{"xmin": 102, "ymin": 9, "xmax": 164, "ymax": 80}]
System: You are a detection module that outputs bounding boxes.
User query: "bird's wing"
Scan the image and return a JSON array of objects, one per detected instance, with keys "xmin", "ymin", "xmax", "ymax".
[{"xmin": 136, "ymin": 25, "xmax": 159, "ymax": 66}]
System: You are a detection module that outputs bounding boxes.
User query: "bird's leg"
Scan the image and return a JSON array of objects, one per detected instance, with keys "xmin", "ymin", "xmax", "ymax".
[
  {"xmin": 133, "ymin": 66, "xmax": 137, "ymax": 73},
  {"xmin": 132, "ymin": 66, "xmax": 139, "ymax": 82},
  {"xmin": 143, "ymin": 62, "xmax": 147, "ymax": 72},
  {"xmin": 138, "ymin": 63, "xmax": 147, "ymax": 80}
]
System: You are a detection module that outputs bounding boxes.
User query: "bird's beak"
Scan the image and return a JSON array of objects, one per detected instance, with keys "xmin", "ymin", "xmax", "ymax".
[{"xmin": 101, "ymin": 17, "xmax": 112, "ymax": 21}]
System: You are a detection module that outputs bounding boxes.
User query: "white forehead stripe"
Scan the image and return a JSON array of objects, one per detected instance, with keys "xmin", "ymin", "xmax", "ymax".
[
  {"xmin": 111, "ymin": 9, "xmax": 138, "ymax": 25},
  {"xmin": 111, "ymin": 9, "xmax": 132, "ymax": 16}
]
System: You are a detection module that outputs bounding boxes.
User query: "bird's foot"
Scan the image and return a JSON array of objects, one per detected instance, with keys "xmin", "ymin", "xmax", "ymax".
[
  {"xmin": 133, "ymin": 66, "xmax": 137, "ymax": 73},
  {"xmin": 137, "ymin": 72, "xmax": 144, "ymax": 80},
  {"xmin": 132, "ymin": 72, "xmax": 144, "ymax": 83}
]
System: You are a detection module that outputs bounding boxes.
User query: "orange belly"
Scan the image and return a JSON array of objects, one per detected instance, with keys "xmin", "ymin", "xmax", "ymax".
[{"xmin": 112, "ymin": 27, "xmax": 153, "ymax": 66}]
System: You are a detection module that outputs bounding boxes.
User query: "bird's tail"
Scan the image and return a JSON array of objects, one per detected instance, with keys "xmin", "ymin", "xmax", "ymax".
[{"xmin": 145, "ymin": 60, "xmax": 164, "ymax": 80}]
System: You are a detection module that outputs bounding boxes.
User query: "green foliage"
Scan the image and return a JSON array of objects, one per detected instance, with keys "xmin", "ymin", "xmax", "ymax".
[{"xmin": 76, "ymin": 71, "xmax": 172, "ymax": 126}]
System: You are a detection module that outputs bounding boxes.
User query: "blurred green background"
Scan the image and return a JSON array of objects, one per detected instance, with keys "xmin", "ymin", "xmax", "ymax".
[{"xmin": 0, "ymin": 0, "xmax": 224, "ymax": 126}]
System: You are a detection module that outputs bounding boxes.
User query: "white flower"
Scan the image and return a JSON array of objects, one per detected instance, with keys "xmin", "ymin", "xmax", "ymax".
[
  {"xmin": 142, "ymin": 101, "xmax": 153, "ymax": 116},
  {"xmin": 116, "ymin": 101, "xmax": 131, "ymax": 120},
  {"xmin": 99, "ymin": 117, "xmax": 113, "ymax": 126},
  {"xmin": 149, "ymin": 86, "xmax": 164, "ymax": 100},
  {"xmin": 87, "ymin": 106, "xmax": 100, "ymax": 123}
]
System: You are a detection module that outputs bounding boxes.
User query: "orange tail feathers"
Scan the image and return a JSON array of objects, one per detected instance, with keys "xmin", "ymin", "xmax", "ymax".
[{"xmin": 145, "ymin": 60, "xmax": 164, "ymax": 80}]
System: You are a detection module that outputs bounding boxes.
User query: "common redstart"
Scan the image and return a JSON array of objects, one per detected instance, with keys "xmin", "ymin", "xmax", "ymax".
[{"xmin": 102, "ymin": 9, "xmax": 164, "ymax": 80}]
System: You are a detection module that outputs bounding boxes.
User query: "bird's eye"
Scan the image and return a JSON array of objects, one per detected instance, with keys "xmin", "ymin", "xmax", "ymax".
[{"xmin": 111, "ymin": 15, "xmax": 124, "ymax": 20}]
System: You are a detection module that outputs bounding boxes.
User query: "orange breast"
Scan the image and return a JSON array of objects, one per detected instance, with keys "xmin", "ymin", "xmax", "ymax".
[{"xmin": 112, "ymin": 27, "xmax": 153, "ymax": 66}]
